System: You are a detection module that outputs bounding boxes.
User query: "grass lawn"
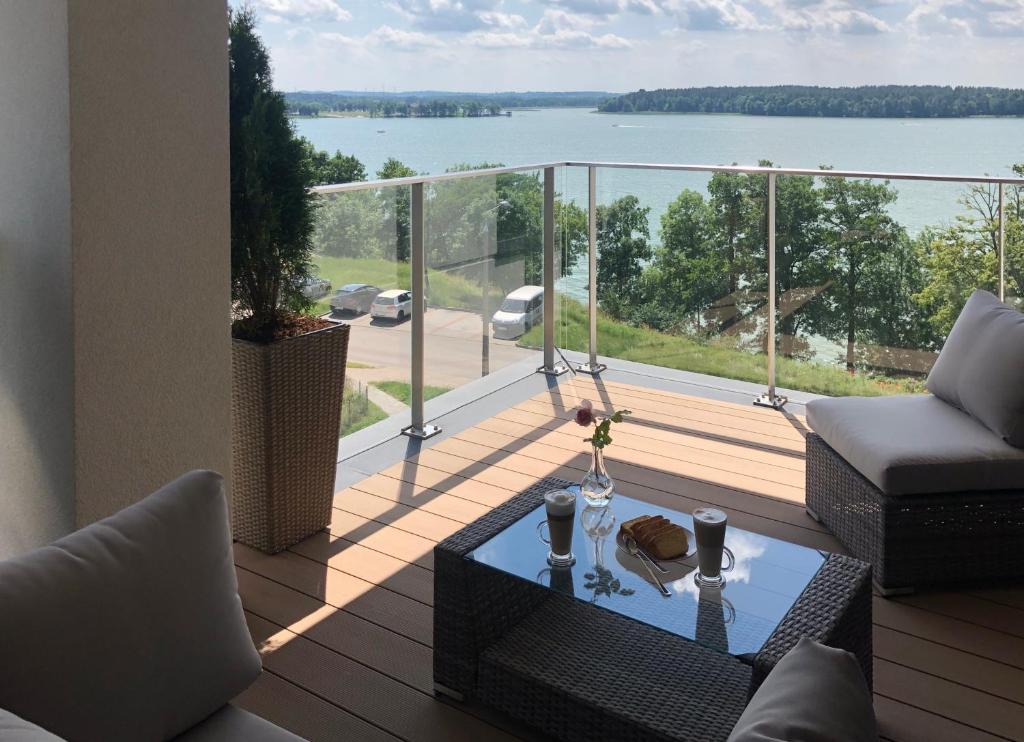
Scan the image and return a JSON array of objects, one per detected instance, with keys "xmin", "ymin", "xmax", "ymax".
[
  {"xmin": 371, "ymin": 380, "xmax": 453, "ymax": 405},
  {"xmin": 522, "ymin": 299, "xmax": 924, "ymax": 398},
  {"xmin": 310, "ymin": 255, "xmax": 506, "ymax": 315},
  {"xmin": 340, "ymin": 381, "xmax": 388, "ymax": 437}
]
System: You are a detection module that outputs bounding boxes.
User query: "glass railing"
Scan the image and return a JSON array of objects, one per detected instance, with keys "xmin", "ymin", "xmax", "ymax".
[
  {"xmin": 585, "ymin": 165, "xmax": 774, "ymax": 390},
  {"xmin": 311, "ymin": 183, "xmax": 411, "ymax": 437},
  {"xmin": 311, "ymin": 161, "xmax": 1024, "ymax": 441},
  {"xmin": 424, "ymin": 168, "xmax": 544, "ymax": 397}
]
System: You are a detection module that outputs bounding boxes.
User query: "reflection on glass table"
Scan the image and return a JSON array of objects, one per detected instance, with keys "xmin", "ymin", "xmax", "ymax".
[{"xmin": 469, "ymin": 491, "xmax": 827, "ymax": 659}]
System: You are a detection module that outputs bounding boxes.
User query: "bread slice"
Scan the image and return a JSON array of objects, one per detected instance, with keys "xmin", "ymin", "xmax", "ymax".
[
  {"xmin": 620, "ymin": 515, "xmax": 652, "ymax": 540},
  {"xmin": 636, "ymin": 522, "xmax": 673, "ymax": 547},
  {"xmin": 645, "ymin": 526, "xmax": 689, "ymax": 560},
  {"xmin": 632, "ymin": 516, "xmax": 669, "ymax": 543}
]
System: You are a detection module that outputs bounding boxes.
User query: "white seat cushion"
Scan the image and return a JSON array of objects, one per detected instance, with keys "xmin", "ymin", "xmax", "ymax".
[
  {"xmin": 0, "ymin": 471, "xmax": 262, "ymax": 741},
  {"xmin": 807, "ymin": 394, "xmax": 1024, "ymax": 495}
]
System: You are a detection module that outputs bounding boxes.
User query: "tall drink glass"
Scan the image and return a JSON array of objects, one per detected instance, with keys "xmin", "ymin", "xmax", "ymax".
[{"xmin": 537, "ymin": 489, "xmax": 576, "ymax": 567}]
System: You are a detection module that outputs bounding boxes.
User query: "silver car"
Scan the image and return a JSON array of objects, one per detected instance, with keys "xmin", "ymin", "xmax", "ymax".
[
  {"xmin": 330, "ymin": 283, "xmax": 381, "ymax": 315},
  {"xmin": 298, "ymin": 274, "xmax": 332, "ymax": 300}
]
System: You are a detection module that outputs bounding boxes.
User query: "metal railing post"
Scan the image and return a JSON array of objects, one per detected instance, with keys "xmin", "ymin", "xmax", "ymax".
[
  {"xmin": 403, "ymin": 182, "xmax": 441, "ymax": 439},
  {"xmin": 573, "ymin": 166, "xmax": 605, "ymax": 375},
  {"xmin": 539, "ymin": 166, "xmax": 568, "ymax": 376},
  {"xmin": 755, "ymin": 172, "xmax": 787, "ymax": 410},
  {"xmin": 999, "ymin": 182, "xmax": 1006, "ymax": 303}
]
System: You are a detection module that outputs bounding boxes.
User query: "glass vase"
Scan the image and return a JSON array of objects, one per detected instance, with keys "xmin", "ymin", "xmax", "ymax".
[{"xmin": 580, "ymin": 445, "xmax": 614, "ymax": 507}]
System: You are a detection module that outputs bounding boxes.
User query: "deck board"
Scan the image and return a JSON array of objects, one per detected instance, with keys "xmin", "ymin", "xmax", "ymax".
[{"xmin": 236, "ymin": 377, "xmax": 1024, "ymax": 742}]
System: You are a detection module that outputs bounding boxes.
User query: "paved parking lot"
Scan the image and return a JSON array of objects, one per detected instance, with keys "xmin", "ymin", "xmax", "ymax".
[{"xmin": 325, "ymin": 306, "xmax": 537, "ymax": 388}]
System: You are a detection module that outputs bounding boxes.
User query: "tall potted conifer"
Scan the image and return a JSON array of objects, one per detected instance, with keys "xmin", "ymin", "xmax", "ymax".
[{"xmin": 229, "ymin": 8, "xmax": 349, "ymax": 553}]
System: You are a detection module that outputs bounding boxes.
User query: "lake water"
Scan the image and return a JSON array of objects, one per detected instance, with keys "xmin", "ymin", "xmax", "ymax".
[{"xmin": 296, "ymin": 108, "xmax": 1023, "ymax": 300}]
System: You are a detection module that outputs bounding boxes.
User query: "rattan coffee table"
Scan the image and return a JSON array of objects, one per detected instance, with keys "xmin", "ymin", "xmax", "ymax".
[{"xmin": 434, "ymin": 477, "xmax": 872, "ymax": 742}]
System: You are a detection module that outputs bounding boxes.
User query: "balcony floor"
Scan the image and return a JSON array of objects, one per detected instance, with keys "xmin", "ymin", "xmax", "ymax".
[{"xmin": 232, "ymin": 372, "xmax": 1024, "ymax": 742}]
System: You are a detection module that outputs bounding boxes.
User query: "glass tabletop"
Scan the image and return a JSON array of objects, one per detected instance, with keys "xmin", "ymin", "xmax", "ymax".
[{"xmin": 468, "ymin": 488, "xmax": 828, "ymax": 659}]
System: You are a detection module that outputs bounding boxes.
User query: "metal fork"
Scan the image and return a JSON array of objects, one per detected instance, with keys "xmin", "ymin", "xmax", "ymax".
[
  {"xmin": 624, "ymin": 536, "xmax": 670, "ymax": 596},
  {"xmin": 632, "ymin": 541, "xmax": 669, "ymax": 573}
]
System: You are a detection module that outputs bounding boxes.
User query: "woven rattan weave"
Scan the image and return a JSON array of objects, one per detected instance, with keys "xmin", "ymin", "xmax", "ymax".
[
  {"xmin": 231, "ymin": 322, "xmax": 349, "ymax": 554},
  {"xmin": 806, "ymin": 433, "xmax": 1024, "ymax": 593}
]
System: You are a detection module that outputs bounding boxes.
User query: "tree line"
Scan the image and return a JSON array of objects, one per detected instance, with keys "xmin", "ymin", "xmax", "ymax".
[
  {"xmin": 599, "ymin": 86, "xmax": 1024, "ymax": 118},
  {"xmin": 286, "ymin": 91, "xmax": 611, "ymax": 118}
]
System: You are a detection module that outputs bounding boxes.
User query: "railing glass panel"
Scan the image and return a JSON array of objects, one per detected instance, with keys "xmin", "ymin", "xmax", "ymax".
[
  {"xmin": 311, "ymin": 184, "xmax": 411, "ymax": 437},
  {"xmin": 576, "ymin": 165, "xmax": 773, "ymax": 388},
  {"xmin": 422, "ymin": 168, "xmax": 546, "ymax": 395},
  {"xmin": 772, "ymin": 174, "xmax": 999, "ymax": 396}
]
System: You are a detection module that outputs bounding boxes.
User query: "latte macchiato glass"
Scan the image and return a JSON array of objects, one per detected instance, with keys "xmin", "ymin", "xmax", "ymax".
[
  {"xmin": 693, "ymin": 507, "xmax": 735, "ymax": 588},
  {"xmin": 537, "ymin": 489, "xmax": 576, "ymax": 567}
]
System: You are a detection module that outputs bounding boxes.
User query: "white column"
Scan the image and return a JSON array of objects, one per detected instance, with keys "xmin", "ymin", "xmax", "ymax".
[{"xmin": 0, "ymin": 1, "xmax": 232, "ymax": 551}]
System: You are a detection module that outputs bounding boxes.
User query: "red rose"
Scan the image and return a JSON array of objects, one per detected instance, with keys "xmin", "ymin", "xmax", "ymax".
[{"xmin": 575, "ymin": 405, "xmax": 595, "ymax": 427}]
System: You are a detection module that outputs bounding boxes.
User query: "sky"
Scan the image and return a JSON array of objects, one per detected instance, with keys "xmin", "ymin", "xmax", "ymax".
[{"xmin": 238, "ymin": 0, "xmax": 1024, "ymax": 92}]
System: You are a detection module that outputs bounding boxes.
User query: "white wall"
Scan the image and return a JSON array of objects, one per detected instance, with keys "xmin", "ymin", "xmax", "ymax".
[
  {"xmin": 0, "ymin": 1, "xmax": 231, "ymax": 554},
  {"xmin": 68, "ymin": 0, "xmax": 232, "ymax": 525},
  {"xmin": 0, "ymin": 1, "xmax": 76, "ymax": 557}
]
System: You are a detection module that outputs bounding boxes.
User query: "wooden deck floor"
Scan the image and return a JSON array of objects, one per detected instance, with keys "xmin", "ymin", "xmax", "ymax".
[{"xmin": 233, "ymin": 376, "xmax": 1024, "ymax": 742}]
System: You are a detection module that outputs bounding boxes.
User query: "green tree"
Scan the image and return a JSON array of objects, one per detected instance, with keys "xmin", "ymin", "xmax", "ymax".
[
  {"xmin": 641, "ymin": 189, "xmax": 727, "ymax": 331},
  {"xmin": 811, "ymin": 176, "xmax": 936, "ymax": 370},
  {"xmin": 706, "ymin": 171, "xmax": 750, "ymax": 296},
  {"xmin": 377, "ymin": 158, "xmax": 417, "ymax": 262},
  {"xmin": 738, "ymin": 168, "xmax": 825, "ymax": 356},
  {"xmin": 229, "ymin": 7, "xmax": 316, "ymax": 341},
  {"xmin": 595, "ymin": 196, "xmax": 651, "ymax": 315},
  {"xmin": 300, "ymin": 139, "xmax": 366, "ymax": 186},
  {"xmin": 499, "ymin": 175, "xmax": 588, "ymax": 285},
  {"xmin": 914, "ymin": 166, "xmax": 1024, "ymax": 336},
  {"xmin": 313, "ymin": 190, "xmax": 384, "ymax": 259}
]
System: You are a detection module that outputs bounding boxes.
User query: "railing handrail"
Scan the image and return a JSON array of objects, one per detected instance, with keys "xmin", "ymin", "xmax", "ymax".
[
  {"xmin": 564, "ymin": 161, "xmax": 1024, "ymax": 185},
  {"xmin": 313, "ymin": 160, "xmax": 1024, "ymax": 194},
  {"xmin": 312, "ymin": 162, "xmax": 569, "ymax": 194}
]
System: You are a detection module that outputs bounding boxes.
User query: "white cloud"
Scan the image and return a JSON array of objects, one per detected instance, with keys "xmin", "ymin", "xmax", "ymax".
[
  {"xmin": 536, "ymin": 8, "xmax": 599, "ymax": 32},
  {"xmin": 660, "ymin": 0, "xmax": 891, "ymax": 34},
  {"xmin": 464, "ymin": 8, "xmax": 632, "ymax": 48},
  {"xmin": 387, "ymin": 0, "xmax": 511, "ymax": 31},
  {"xmin": 252, "ymin": 0, "xmax": 351, "ymax": 23},
  {"xmin": 669, "ymin": 0, "xmax": 765, "ymax": 31},
  {"xmin": 320, "ymin": 24, "xmax": 444, "ymax": 50},
  {"xmin": 908, "ymin": 0, "xmax": 1024, "ymax": 37},
  {"xmin": 548, "ymin": 0, "xmax": 627, "ymax": 16},
  {"xmin": 767, "ymin": 1, "xmax": 891, "ymax": 34},
  {"xmin": 477, "ymin": 11, "xmax": 529, "ymax": 28}
]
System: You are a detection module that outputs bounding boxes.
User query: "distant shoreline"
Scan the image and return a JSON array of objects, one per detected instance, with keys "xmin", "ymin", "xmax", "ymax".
[
  {"xmin": 593, "ymin": 110, "xmax": 1024, "ymax": 120},
  {"xmin": 601, "ymin": 85, "xmax": 1024, "ymax": 119}
]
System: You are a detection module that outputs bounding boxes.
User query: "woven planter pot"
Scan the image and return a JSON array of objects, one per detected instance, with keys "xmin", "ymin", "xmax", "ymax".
[{"xmin": 231, "ymin": 322, "xmax": 350, "ymax": 553}]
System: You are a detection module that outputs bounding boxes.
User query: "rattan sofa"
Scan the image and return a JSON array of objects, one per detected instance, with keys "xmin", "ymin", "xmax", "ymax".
[{"xmin": 806, "ymin": 290, "xmax": 1024, "ymax": 595}]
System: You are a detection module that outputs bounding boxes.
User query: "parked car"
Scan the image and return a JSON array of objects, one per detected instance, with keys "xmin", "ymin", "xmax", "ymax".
[
  {"xmin": 330, "ymin": 283, "xmax": 381, "ymax": 315},
  {"xmin": 491, "ymin": 285, "xmax": 543, "ymax": 339},
  {"xmin": 370, "ymin": 289, "xmax": 414, "ymax": 322},
  {"xmin": 298, "ymin": 274, "xmax": 332, "ymax": 300}
]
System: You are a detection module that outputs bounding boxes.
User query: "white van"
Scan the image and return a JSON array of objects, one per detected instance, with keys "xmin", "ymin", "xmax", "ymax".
[{"xmin": 491, "ymin": 286, "xmax": 544, "ymax": 339}]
